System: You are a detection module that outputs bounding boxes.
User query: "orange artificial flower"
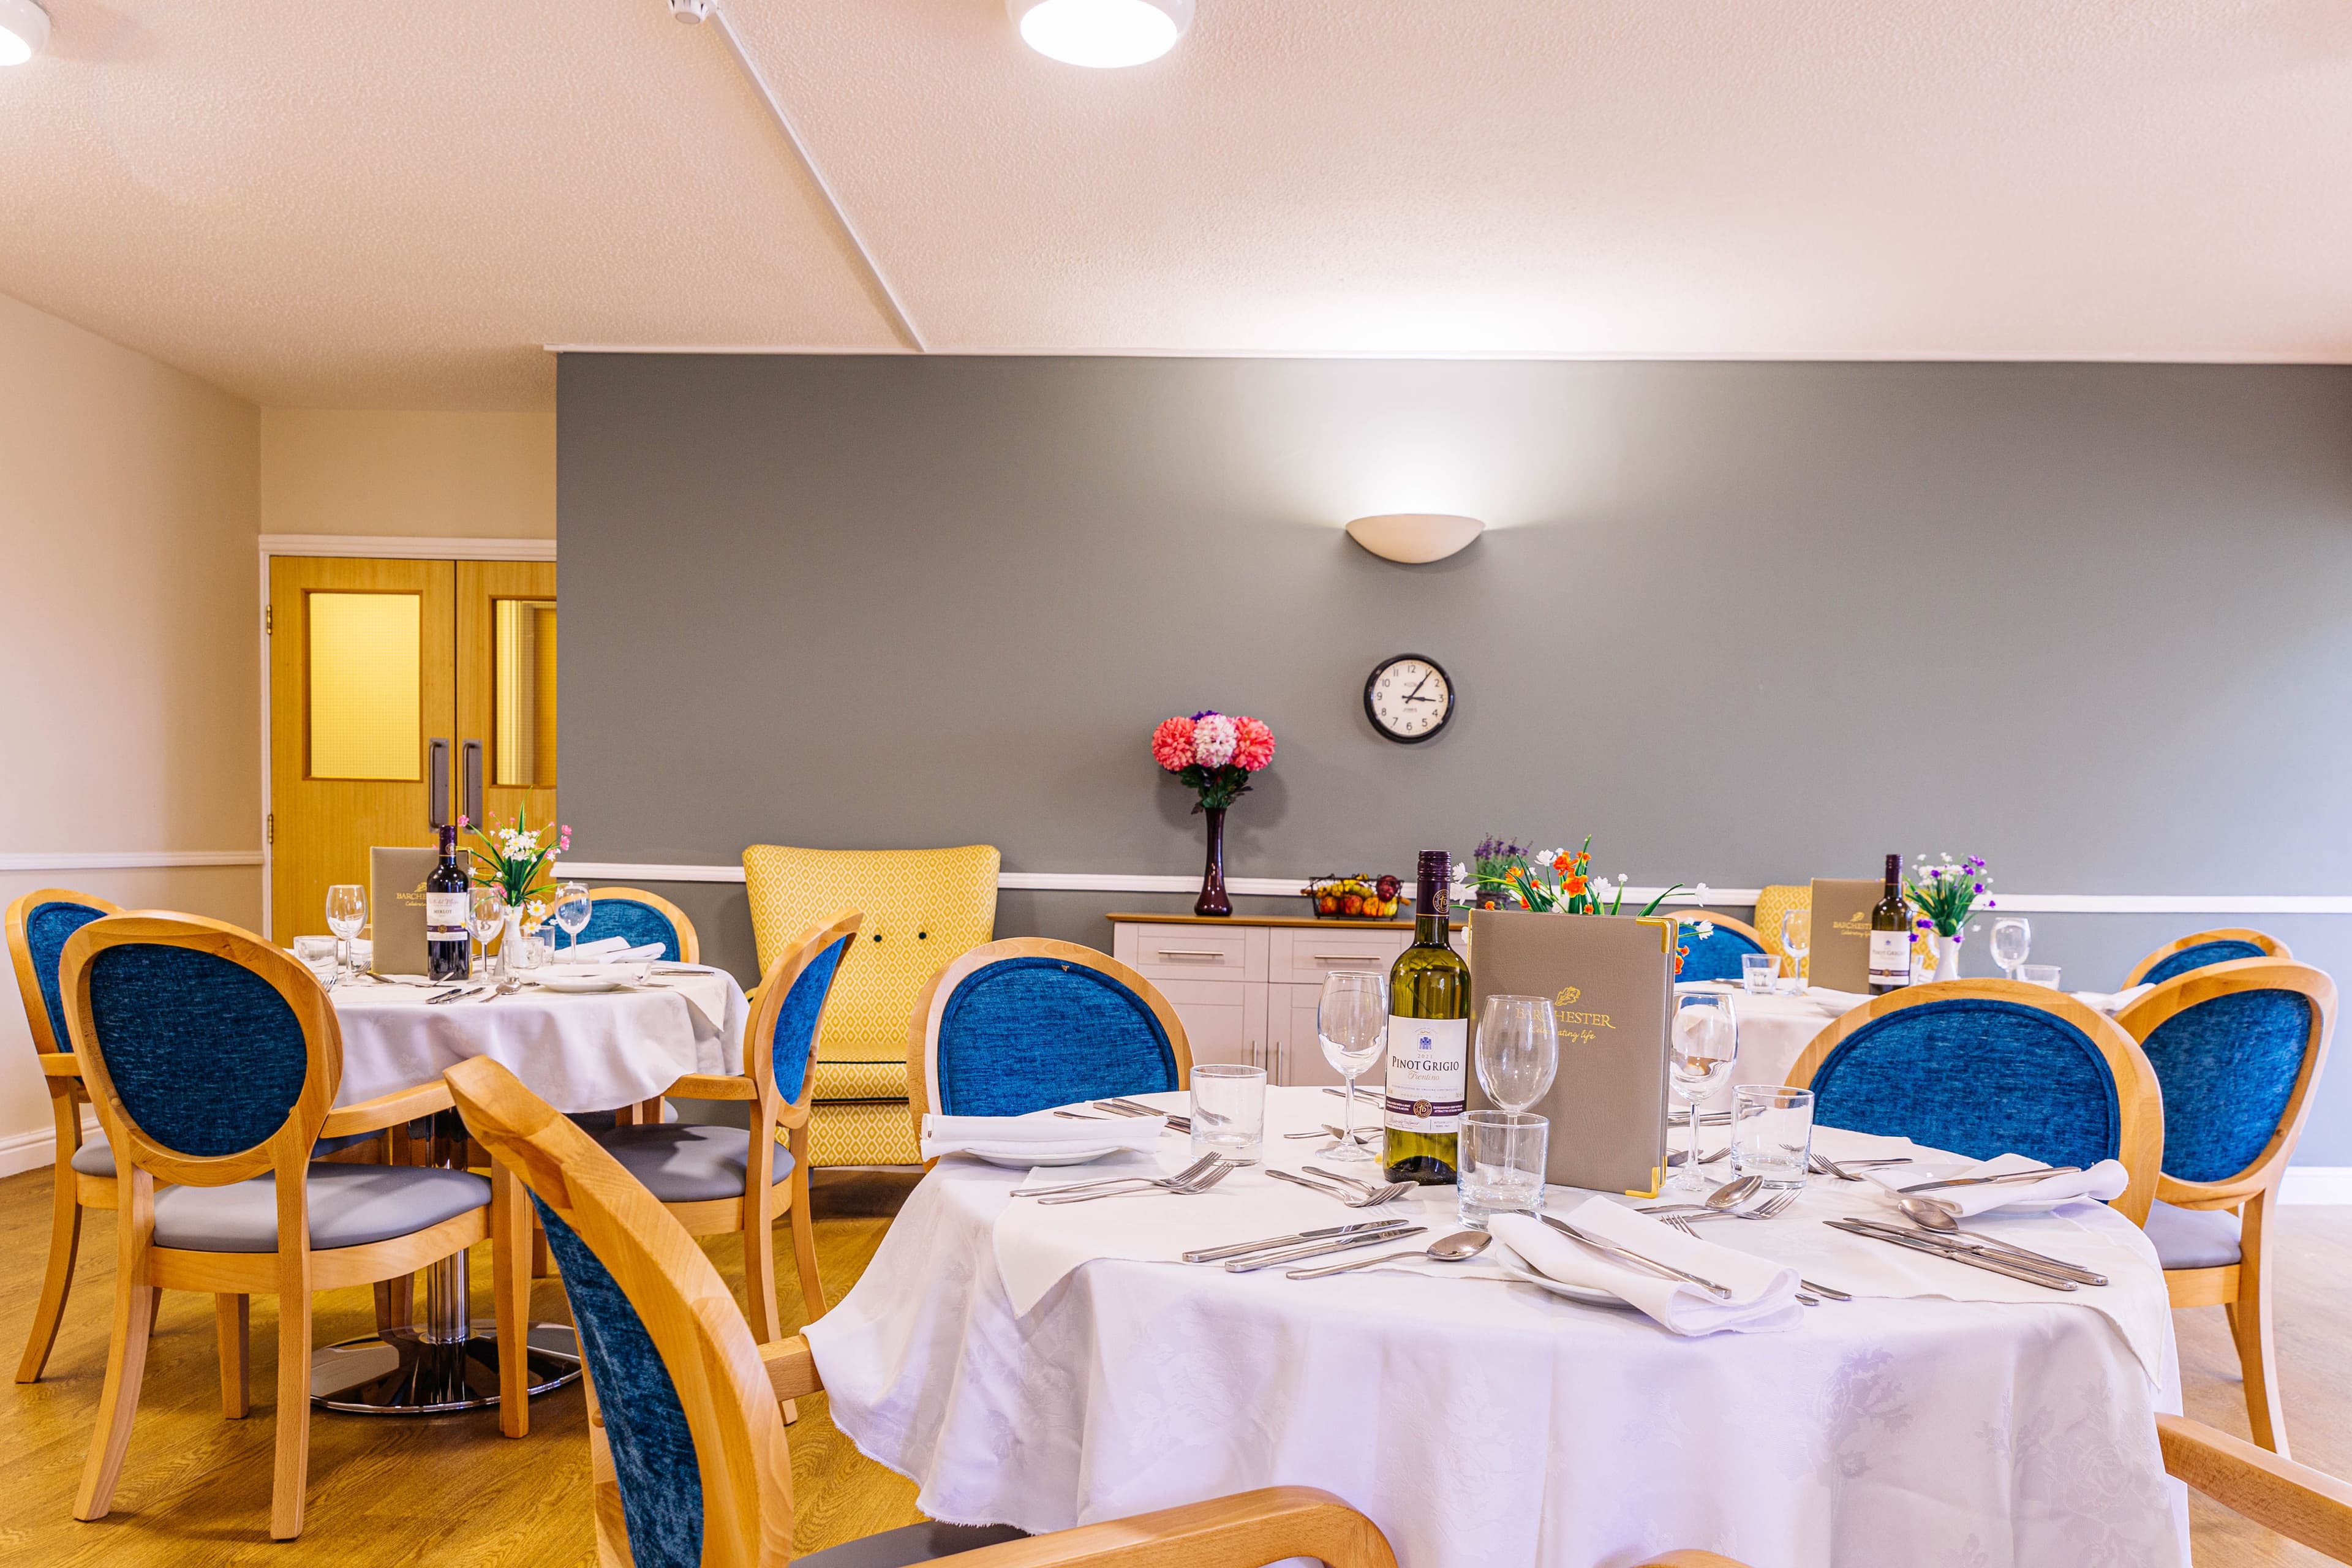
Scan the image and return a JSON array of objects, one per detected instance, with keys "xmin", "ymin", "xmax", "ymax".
[
  {"xmin": 1551, "ymin": 852, "xmax": 1573, "ymax": 873},
  {"xmin": 1562, "ymin": 876, "xmax": 1588, "ymax": 897}
]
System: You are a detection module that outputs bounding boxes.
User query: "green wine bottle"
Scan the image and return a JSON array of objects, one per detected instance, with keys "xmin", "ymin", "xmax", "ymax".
[
  {"xmin": 1384, "ymin": 849, "xmax": 1471, "ymax": 1185},
  {"xmin": 1868, "ymin": 851, "xmax": 1912, "ymax": 995}
]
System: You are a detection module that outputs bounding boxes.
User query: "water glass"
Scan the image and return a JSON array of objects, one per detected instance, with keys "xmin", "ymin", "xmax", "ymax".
[
  {"xmin": 1316, "ymin": 971, "xmax": 1387, "ymax": 1161},
  {"xmin": 1190, "ymin": 1063, "xmax": 1266, "ymax": 1166},
  {"xmin": 1779, "ymin": 908, "xmax": 1812, "ymax": 994},
  {"xmin": 1666, "ymin": 995, "xmax": 1738, "ymax": 1193},
  {"xmin": 1476, "ymin": 993, "xmax": 1559, "ymax": 1114},
  {"xmin": 1730, "ymin": 1084, "xmax": 1814, "ymax": 1190},
  {"xmin": 2020, "ymin": 964, "xmax": 2062, "ymax": 989},
  {"xmin": 325, "ymin": 884, "xmax": 367, "ymax": 981},
  {"xmin": 1989, "ymin": 918, "xmax": 2032, "ymax": 979},
  {"xmin": 553, "ymin": 881, "xmax": 593, "ymax": 953},
  {"xmin": 1458, "ymin": 1110, "xmax": 1547, "ymax": 1230},
  {"xmin": 1740, "ymin": 953, "xmax": 1777, "ymax": 995}
]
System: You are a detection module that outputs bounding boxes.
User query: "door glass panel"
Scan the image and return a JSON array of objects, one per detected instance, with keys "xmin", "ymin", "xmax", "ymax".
[
  {"xmin": 494, "ymin": 598, "xmax": 559, "ymax": 786},
  {"xmin": 308, "ymin": 592, "xmax": 421, "ymax": 780}
]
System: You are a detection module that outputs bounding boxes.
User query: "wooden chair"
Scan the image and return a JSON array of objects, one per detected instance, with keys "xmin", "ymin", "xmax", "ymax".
[
  {"xmin": 2115, "ymin": 959, "xmax": 2335, "ymax": 1455},
  {"xmin": 60, "ymin": 912, "xmax": 528, "ymax": 1540},
  {"xmin": 9, "ymin": 888, "xmax": 121, "ymax": 1382},
  {"xmin": 1787, "ymin": 978, "xmax": 2164, "ymax": 1224},
  {"xmin": 584, "ymin": 911, "xmax": 858, "ymax": 1343},
  {"xmin": 1672, "ymin": 911, "xmax": 1768, "ymax": 984},
  {"xmin": 909, "ymin": 938, "xmax": 1191, "ymax": 1145},
  {"xmin": 582, "ymin": 886, "xmax": 701, "ymax": 963},
  {"xmin": 2125, "ymin": 927, "xmax": 2291, "ymax": 987}
]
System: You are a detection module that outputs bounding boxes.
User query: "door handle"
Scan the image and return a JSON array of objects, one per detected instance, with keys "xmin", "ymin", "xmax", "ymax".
[
  {"xmin": 428, "ymin": 737, "xmax": 450, "ymax": 827},
  {"xmin": 462, "ymin": 741, "xmax": 484, "ymax": 828}
]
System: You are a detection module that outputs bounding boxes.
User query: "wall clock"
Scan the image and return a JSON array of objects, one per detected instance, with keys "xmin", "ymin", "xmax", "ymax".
[{"xmin": 1364, "ymin": 654, "xmax": 1455, "ymax": 744}]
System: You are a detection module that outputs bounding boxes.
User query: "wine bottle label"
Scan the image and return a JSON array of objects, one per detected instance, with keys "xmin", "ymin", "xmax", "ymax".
[
  {"xmin": 1384, "ymin": 1015, "xmax": 1467, "ymax": 1133},
  {"xmin": 1868, "ymin": 930, "xmax": 1910, "ymax": 987},
  {"xmin": 426, "ymin": 892, "xmax": 469, "ymax": 941}
]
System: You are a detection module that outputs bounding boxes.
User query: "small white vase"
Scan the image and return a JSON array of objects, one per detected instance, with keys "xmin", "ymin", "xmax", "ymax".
[
  {"xmin": 1931, "ymin": 930, "xmax": 1962, "ymax": 982},
  {"xmin": 500, "ymin": 908, "xmax": 526, "ymax": 969}
]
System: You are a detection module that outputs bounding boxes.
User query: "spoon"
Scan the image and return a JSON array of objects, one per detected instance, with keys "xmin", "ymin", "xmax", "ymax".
[
  {"xmin": 1286, "ymin": 1229, "xmax": 1491, "ymax": 1280},
  {"xmin": 1896, "ymin": 1197, "xmax": 2111, "ymax": 1285},
  {"xmin": 474, "ymin": 976, "xmax": 527, "ymax": 1003},
  {"xmin": 1637, "ymin": 1173, "xmax": 1761, "ymax": 1218}
]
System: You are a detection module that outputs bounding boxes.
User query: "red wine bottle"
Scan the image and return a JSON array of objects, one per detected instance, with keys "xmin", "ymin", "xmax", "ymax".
[{"xmin": 426, "ymin": 823, "xmax": 471, "ymax": 982}]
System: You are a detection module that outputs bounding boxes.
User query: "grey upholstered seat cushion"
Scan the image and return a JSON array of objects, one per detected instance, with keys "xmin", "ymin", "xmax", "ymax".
[
  {"xmin": 151, "ymin": 1163, "xmax": 490, "ymax": 1252},
  {"xmin": 2144, "ymin": 1199, "xmax": 2243, "ymax": 1270},
  {"xmin": 69, "ymin": 1128, "xmax": 388, "ymax": 1181},
  {"xmin": 589, "ymin": 1124, "xmax": 793, "ymax": 1204},
  {"xmin": 799, "ymin": 1521, "xmax": 1028, "ymax": 1567}
]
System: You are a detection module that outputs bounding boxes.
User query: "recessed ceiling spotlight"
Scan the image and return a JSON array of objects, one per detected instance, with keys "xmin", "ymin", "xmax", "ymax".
[
  {"xmin": 0, "ymin": 0, "xmax": 49, "ymax": 66},
  {"xmin": 1008, "ymin": 0, "xmax": 1193, "ymax": 69}
]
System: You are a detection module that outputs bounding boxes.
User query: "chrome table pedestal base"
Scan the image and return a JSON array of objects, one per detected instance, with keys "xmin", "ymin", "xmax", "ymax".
[{"xmin": 311, "ymin": 1322, "xmax": 579, "ymax": 1414}]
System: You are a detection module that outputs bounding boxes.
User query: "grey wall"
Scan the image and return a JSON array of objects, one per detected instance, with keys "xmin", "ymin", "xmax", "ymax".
[{"xmin": 559, "ymin": 354, "xmax": 2352, "ymax": 1160}]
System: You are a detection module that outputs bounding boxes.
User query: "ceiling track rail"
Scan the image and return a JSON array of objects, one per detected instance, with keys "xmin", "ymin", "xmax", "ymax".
[{"xmin": 706, "ymin": 2, "xmax": 925, "ymax": 352}]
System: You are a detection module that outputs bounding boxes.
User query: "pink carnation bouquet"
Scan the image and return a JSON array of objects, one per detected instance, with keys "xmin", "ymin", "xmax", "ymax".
[{"xmin": 1151, "ymin": 709, "xmax": 1276, "ymax": 811}]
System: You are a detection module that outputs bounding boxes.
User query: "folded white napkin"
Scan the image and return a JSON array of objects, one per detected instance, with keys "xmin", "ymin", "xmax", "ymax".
[
  {"xmin": 1866, "ymin": 1151, "xmax": 2130, "ymax": 1218},
  {"xmin": 2070, "ymin": 984, "xmax": 2154, "ymax": 1015},
  {"xmin": 1490, "ymin": 1199, "xmax": 1803, "ymax": 1336},
  {"xmin": 567, "ymin": 937, "xmax": 665, "ymax": 964},
  {"xmin": 921, "ymin": 1113, "xmax": 1166, "ymax": 1163}
]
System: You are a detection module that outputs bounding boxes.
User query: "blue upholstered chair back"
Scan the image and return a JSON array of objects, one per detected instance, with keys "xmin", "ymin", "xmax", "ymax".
[
  {"xmin": 1678, "ymin": 921, "xmax": 1766, "ymax": 984},
  {"xmin": 25, "ymin": 898, "xmax": 108, "ymax": 1051},
  {"xmin": 2140, "ymin": 988, "xmax": 2315, "ymax": 1185},
  {"xmin": 2142, "ymin": 939, "xmax": 2270, "ymax": 987},
  {"xmin": 83, "ymin": 944, "xmax": 314, "ymax": 1161},
  {"xmin": 1807, "ymin": 997, "xmax": 2123, "ymax": 1171},
  {"xmin": 769, "ymin": 934, "xmax": 851, "ymax": 1104},
  {"xmin": 532, "ymin": 1196, "xmax": 704, "ymax": 1568},
  {"xmin": 935, "ymin": 956, "xmax": 1179, "ymax": 1118},
  {"xmin": 581, "ymin": 896, "xmax": 685, "ymax": 962}
]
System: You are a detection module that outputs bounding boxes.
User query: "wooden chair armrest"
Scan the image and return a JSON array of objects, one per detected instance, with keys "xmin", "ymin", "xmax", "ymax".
[
  {"xmin": 761, "ymin": 1335, "xmax": 823, "ymax": 1403},
  {"xmin": 40, "ymin": 1052, "xmax": 80, "ymax": 1078},
  {"xmin": 663, "ymin": 1073, "xmax": 758, "ymax": 1101},
  {"xmin": 2158, "ymin": 1414, "xmax": 2352, "ymax": 1558},
  {"xmin": 776, "ymin": 1098, "xmax": 812, "ymax": 1131},
  {"xmin": 320, "ymin": 1079, "xmax": 456, "ymax": 1139},
  {"xmin": 937, "ymin": 1487, "xmax": 1397, "ymax": 1568}
]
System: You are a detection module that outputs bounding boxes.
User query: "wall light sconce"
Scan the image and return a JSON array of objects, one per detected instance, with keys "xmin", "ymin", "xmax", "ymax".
[
  {"xmin": 0, "ymin": 0, "xmax": 50, "ymax": 65},
  {"xmin": 1344, "ymin": 513, "xmax": 1485, "ymax": 565}
]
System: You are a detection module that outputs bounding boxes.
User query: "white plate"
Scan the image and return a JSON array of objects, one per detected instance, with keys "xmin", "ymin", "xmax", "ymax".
[
  {"xmin": 1497, "ymin": 1264, "xmax": 1638, "ymax": 1310},
  {"xmin": 954, "ymin": 1144, "xmax": 1138, "ymax": 1168},
  {"xmin": 534, "ymin": 973, "xmax": 626, "ymax": 995}
]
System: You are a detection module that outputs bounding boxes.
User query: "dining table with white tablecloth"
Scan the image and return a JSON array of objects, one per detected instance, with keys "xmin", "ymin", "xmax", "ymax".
[{"xmin": 807, "ymin": 1086, "xmax": 2188, "ymax": 1568}]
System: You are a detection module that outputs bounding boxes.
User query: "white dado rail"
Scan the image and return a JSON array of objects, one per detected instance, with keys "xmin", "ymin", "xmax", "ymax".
[{"xmin": 0, "ymin": 850, "xmax": 265, "ymax": 872}]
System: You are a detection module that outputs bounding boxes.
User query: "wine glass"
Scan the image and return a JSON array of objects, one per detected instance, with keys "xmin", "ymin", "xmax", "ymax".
[
  {"xmin": 1667, "ymin": 995, "xmax": 1740, "ymax": 1193},
  {"xmin": 325, "ymin": 884, "xmax": 367, "ymax": 984},
  {"xmin": 1989, "ymin": 918, "xmax": 2032, "ymax": 981},
  {"xmin": 1476, "ymin": 994, "xmax": 1559, "ymax": 1114},
  {"xmin": 1316, "ymin": 971, "xmax": 1387, "ymax": 1162},
  {"xmin": 469, "ymin": 884, "xmax": 508, "ymax": 978},
  {"xmin": 1779, "ymin": 908, "xmax": 1812, "ymax": 995},
  {"xmin": 553, "ymin": 881, "xmax": 592, "ymax": 955}
]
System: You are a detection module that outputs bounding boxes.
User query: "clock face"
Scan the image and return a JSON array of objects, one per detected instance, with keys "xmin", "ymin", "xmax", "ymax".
[{"xmin": 1364, "ymin": 654, "xmax": 1455, "ymax": 744}]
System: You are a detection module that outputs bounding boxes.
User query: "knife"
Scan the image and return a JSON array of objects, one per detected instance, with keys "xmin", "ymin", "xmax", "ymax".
[
  {"xmin": 1183, "ymin": 1217, "xmax": 1416, "ymax": 1264},
  {"xmin": 1826, "ymin": 1219, "xmax": 2080, "ymax": 1290},
  {"xmin": 1898, "ymin": 1166, "xmax": 2077, "ymax": 1194},
  {"xmin": 1226, "ymin": 1226, "xmax": 1427, "ymax": 1273},
  {"xmin": 1855, "ymin": 1218, "xmax": 2108, "ymax": 1286}
]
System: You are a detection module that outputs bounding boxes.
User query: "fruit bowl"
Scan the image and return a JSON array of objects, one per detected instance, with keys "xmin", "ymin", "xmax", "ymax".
[{"xmin": 1303, "ymin": 873, "xmax": 1408, "ymax": 920}]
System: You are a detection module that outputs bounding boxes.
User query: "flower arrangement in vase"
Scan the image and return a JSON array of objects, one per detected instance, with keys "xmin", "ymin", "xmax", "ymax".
[
  {"xmin": 1905, "ymin": 853, "xmax": 1995, "ymax": 981},
  {"xmin": 1466, "ymin": 835, "xmax": 1685, "ymax": 917},
  {"xmin": 461, "ymin": 799, "xmax": 568, "ymax": 948},
  {"xmin": 1150, "ymin": 710, "xmax": 1275, "ymax": 916}
]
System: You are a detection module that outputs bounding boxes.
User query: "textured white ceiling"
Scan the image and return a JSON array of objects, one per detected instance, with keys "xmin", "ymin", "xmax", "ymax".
[{"xmin": 2, "ymin": 1, "xmax": 2350, "ymax": 408}]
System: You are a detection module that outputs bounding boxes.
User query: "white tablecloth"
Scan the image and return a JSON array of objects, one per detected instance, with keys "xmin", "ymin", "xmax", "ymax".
[
  {"xmin": 807, "ymin": 1087, "xmax": 2187, "ymax": 1568},
  {"xmin": 325, "ymin": 968, "xmax": 748, "ymax": 1111}
]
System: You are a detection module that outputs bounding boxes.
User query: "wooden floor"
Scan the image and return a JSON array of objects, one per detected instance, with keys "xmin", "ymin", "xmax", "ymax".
[{"xmin": 2, "ymin": 1164, "xmax": 2346, "ymax": 1567}]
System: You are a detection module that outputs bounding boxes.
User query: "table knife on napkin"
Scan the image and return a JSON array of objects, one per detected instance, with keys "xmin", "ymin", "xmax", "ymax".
[{"xmin": 1184, "ymin": 1217, "xmax": 1417, "ymax": 1264}]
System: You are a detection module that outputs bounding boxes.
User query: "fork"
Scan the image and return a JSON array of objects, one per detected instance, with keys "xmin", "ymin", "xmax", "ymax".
[
  {"xmin": 1267, "ymin": 1169, "xmax": 1412, "ymax": 1208},
  {"xmin": 1012, "ymin": 1153, "xmax": 1223, "ymax": 1198},
  {"xmin": 1302, "ymin": 1165, "xmax": 1415, "ymax": 1205},
  {"xmin": 1030, "ymin": 1156, "xmax": 1237, "ymax": 1205},
  {"xmin": 1665, "ymin": 1188, "xmax": 1799, "ymax": 1235}
]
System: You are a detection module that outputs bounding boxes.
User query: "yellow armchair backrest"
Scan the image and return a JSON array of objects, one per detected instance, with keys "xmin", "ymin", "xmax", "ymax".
[
  {"xmin": 1751, "ymin": 883, "xmax": 1811, "ymax": 978},
  {"xmin": 742, "ymin": 845, "xmax": 1000, "ymax": 1063}
]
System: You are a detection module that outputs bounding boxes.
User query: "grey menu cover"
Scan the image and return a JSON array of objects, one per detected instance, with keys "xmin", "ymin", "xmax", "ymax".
[
  {"xmin": 369, "ymin": 846, "xmax": 436, "ymax": 977},
  {"xmin": 1808, "ymin": 878, "xmax": 1880, "ymax": 992},
  {"xmin": 1464, "ymin": 908, "xmax": 1675, "ymax": 1196}
]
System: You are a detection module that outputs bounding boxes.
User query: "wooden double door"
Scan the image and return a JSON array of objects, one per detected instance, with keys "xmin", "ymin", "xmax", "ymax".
[{"xmin": 268, "ymin": 556, "xmax": 557, "ymax": 940}]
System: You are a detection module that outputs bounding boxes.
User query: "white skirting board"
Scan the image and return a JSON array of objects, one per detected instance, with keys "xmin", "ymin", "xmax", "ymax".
[{"xmin": 0, "ymin": 1108, "xmax": 101, "ymax": 1181}]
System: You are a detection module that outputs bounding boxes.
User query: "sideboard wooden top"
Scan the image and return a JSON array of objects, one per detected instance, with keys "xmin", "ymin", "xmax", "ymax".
[{"xmin": 1105, "ymin": 911, "xmax": 1465, "ymax": 930}]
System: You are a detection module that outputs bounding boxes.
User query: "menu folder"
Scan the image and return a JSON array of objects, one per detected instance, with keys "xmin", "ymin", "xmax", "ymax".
[
  {"xmin": 369, "ymin": 845, "xmax": 437, "ymax": 978},
  {"xmin": 1806, "ymin": 877, "xmax": 1882, "ymax": 993},
  {"xmin": 1464, "ymin": 908, "xmax": 1675, "ymax": 1197}
]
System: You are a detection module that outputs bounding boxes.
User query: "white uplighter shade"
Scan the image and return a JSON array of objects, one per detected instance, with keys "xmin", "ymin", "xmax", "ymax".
[
  {"xmin": 1346, "ymin": 513, "xmax": 1485, "ymax": 565},
  {"xmin": 0, "ymin": 0, "xmax": 47, "ymax": 66},
  {"xmin": 1009, "ymin": 0, "xmax": 1192, "ymax": 69}
]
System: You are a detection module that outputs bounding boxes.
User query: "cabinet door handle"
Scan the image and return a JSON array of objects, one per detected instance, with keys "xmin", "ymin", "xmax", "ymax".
[
  {"xmin": 1311, "ymin": 952, "xmax": 1381, "ymax": 962},
  {"xmin": 1154, "ymin": 949, "xmax": 1228, "ymax": 962}
]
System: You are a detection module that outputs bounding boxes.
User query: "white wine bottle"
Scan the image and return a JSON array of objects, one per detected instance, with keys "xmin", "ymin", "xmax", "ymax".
[
  {"xmin": 1383, "ymin": 850, "xmax": 1471, "ymax": 1185},
  {"xmin": 1868, "ymin": 852, "xmax": 1911, "ymax": 995}
]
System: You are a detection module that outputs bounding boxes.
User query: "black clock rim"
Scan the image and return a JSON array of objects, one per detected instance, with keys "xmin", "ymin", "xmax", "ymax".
[{"xmin": 1363, "ymin": 653, "xmax": 1454, "ymax": 745}]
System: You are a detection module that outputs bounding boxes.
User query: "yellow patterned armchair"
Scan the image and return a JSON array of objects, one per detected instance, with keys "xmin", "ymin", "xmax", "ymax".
[{"xmin": 742, "ymin": 844, "xmax": 1000, "ymax": 1166}]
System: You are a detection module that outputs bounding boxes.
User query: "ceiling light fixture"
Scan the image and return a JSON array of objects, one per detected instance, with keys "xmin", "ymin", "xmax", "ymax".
[
  {"xmin": 1346, "ymin": 514, "xmax": 1486, "ymax": 565},
  {"xmin": 0, "ymin": 0, "xmax": 48, "ymax": 66},
  {"xmin": 1008, "ymin": 0, "xmax": 1192, "ymax": 69}
]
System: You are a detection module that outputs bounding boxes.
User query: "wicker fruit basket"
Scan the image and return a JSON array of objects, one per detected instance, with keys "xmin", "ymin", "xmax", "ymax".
[{"xmin": 1303, "ymin": 873, "xmax": 1407, "ymax": 920}]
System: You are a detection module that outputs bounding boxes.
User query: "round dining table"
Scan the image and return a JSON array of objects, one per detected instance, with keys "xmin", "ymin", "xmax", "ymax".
[
  {"xmin": 807, "ymin": 1086, "xmax": 2188, "ymax": 1568},
  {"xmin": 304, "ymin": 962, "xmax": 749, "ymax": 1415}
]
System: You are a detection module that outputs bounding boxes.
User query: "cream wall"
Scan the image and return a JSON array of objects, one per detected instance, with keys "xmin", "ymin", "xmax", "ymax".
[
  {"xmin": 0, "ymin": 292, "xmax": 264, "ymax": 1172},
  {"xmin": 260, "ymin": 409, "xmax": 556, "ymax": 538}
]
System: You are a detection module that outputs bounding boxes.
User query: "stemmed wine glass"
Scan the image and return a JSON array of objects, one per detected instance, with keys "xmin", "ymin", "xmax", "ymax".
[
  {"xmin": 1779, "ymin": 908, "xmax": 1812, "ymax": 995},
  {"xmin": 325, "ymin": 884, "xmax": 367, "ymax": 985},
  {"xmin": 469, "ymin": 884, "xmax": 507, "ymax": 978},
  {"xmin": 1989, "ymin": 918, "xmax": 2032, "ymax": 981},
  {"xmin": 553, "ymin": 882, "xmax": 592, "ymax": 956},
  {"xmin": 1476, "ymin": 994, "xmax": 1559, "ymax": 1113},
  {"xmin": 1316, "ymin": 971, "xmax": 1387, "ymax": 1162},
  {"xmin": 1667, "ymin": 994, "xmax": 1740, "ymax": 1193}
]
